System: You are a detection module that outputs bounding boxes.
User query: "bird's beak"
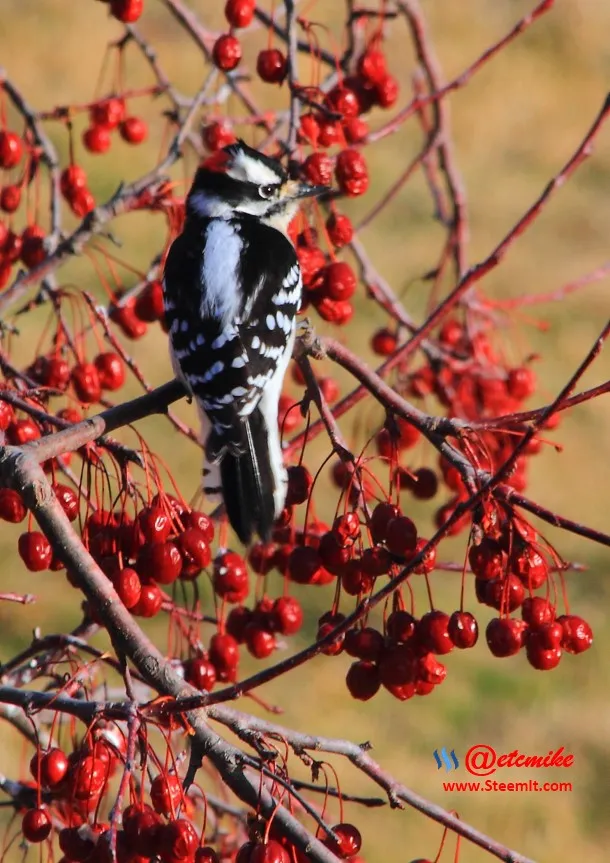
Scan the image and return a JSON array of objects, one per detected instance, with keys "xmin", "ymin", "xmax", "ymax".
[{"xmin": 284, "ymin": 179, "xmax": 329, "ymax": 199}]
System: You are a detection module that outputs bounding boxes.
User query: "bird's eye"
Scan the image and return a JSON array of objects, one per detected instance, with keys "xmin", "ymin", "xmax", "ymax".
[{"xmin": 259, "ymin": 184, "xmax": 278, "ymax": 199}]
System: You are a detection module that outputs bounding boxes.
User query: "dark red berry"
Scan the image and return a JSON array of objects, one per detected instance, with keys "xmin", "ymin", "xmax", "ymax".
[
  {"xmin": 448, "ymin": 611, "xmax": 478, "ymax": 649},
  {"xmin": 213, "ymin": 34, "xmax": 242, "ymax": 71},
  {"xmin": 0, "ymin": 488, "xmax": 26, "ymax": 522},
  {"xmin": 184, "ymin": 656, "xmax": 217, "ymax": 691},
  {"xmin": 94, "ymin": 352, "xmax": 125, "ymax": 391},
  {"xmin": 120, "ymin": 117, "xmax": 148, "ymax": 145},
  {"xmin": 225, "ymin": 0, "xmax": 255, "ymax": 28},
  {"xmin": 150, "ymin": 774, "xmax": 183, "ymax": 816},
  {"xmin": 83, "ymin": 125, "xmax": 112, "ymax": 154},
  {"xmin": 485, "ymin": 618, "xmax": 528, "ymax": 658},
  {"xmin": 18, "ymin": 531, "xmax": 53, "ymax": 571},
  {"xmin": 22, "ymin": 808, "xmax": 52, "ymax": 843},
  {"xmin": 257, "ymin": 49, "xmax": 287, "ymax": 84}
]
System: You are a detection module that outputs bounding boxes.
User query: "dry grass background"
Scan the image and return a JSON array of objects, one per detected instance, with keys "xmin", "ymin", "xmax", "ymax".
[{"xmin": 1, "ymin": 2, "xmax": 610, "ymax": 861}]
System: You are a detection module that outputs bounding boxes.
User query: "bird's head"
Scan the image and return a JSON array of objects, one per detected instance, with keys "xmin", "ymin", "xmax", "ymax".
[{"xmin": 186, "ymin": 140, "xmax": 327, "ymax": 233}]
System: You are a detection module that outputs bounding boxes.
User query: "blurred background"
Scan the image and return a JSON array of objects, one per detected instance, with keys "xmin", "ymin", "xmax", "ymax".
[{"xmin": 1, "ymin": 1, "xmax": 610, "ymax": 861}]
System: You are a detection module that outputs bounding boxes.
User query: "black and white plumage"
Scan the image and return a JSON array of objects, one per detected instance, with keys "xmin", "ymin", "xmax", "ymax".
[{"xmin": 163, "ymin": 141, "xmax": 326, "ymax": 544}]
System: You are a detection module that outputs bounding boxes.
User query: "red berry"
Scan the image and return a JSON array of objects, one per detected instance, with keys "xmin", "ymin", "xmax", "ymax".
[
  {"xmin": 0, "ymin": 488, "xmax": 26, "ymax": 522},
  {"xmin": 345, "ymin": 660, "xmax": 380, "ymax": 701},
  {"xmin": 326, "ymin": 212, "xmax": 353, "ymax": 248},
  {"xmin": 485, "ymin": 617, "xmax": 528, "ymax": 658},
  {"xmin": 135, "ymin": 279, "xmax": 165, "ymax": 322},
  {"xmin": 417, "ymin": 610, "xmax": 454, "ymax": 655},
  {"xmin": 385, "ymin": 515, "xmax": 417, "ymax": 557},
  {"xmin": 370, "ymin": 501, "xmax": 400, "ymax": 544},
  {"xmin": 0, "ymin": 131, "xmax": 24, "ymax": 168},
  {"xmin": 54, "ymin": 483, "xmax": 79, "ymax": 521},
  {"xmin": 556, "ymin": 614, "xmax": 593, "ymax": 654},
  {"xmin": 525, "ymin": 637, "xmax": 562, "ymax": 671},
  {"xmin": 405, "ymin": 467, "xmax": 438, "ymax": 500},
  {"xmin": 209, "ymin": 632, "xmax": 239, "ymax": 682},
  {"xmin": 271, "ymin": 595, "xmax": 303, "ymax": 635},
  {"xmin": 224, "ymin": 0, "xmax": 255, "ymax": 28},
  {"xmin": 138, "ymin": 541, "xmax": 182, "ymax": 585},
  {"xmin": 521, "ymin": 596, "xmax": 555, "ymax": 628},
  {"xmin": 90, "ymin": 99, "xmax": 125, "ymax": 130},
  {"xmin": 326, "ymin": 85, "xmax": 361, "ymax": 118},
  {"xmin": 357, "ymin": 48, "xmax": 387, "ymax": 84},
  {"xmin": 326, "ymin": 823, "xmax": 362, "ymax": 859},
  {"xmin": 202, "ymin": 120, "xmax": 236, "ymax": 151},
  {"xmin": 335, "ymin": 149, "xmax": 369, "ymax": 197},
  {"xmin": 250, "ymin": 841, "xmax": 290, "ymax": 863},
  {"xmin": 510, "ymin": 544, "xmax": 548, "ymax": 589},
  {"xmin": 110, "ymin": 297, "xmax": 148, "ymax": 339},
  {"xmin": 213, "ymin": 550, "xmax": 249, "ymax": 602},
  {"xmin": 469, "ymin": 538, "xmax": 505, "ymax": 581},
  {"xmin": 120, "ymin": 117, "xmax": 148, "ymax": 145},
  {"xmin": 317, "ymin": 620, "xmax": 345, "ymax": 656},
  {"xmin": 94, "ymin": 352, "xmax": 125, "ymax": 391},
  {"xmin": 123, "ymin": 804, "xmax": 162, "ymax": 857},
  {"xmin": 20, "ymin": 224, "xmax": 46, "ymax": 268},
  {"xmin": 371, "ymin": 327, "xmax": 397, "ymax": 356},
  {"xmin": 318, "ymin": 119, "xmax": 342, "ymax": 147},
  {"xmin": 0, "ymin": 184, "xmax": 21, "ymax": 213},
  {"xmin": 448, "ymin": 611, "xmax": 478, "ymax": 649},
  {"xmin": 386, "ymin": 609, "xmax": 417, "ymax": 644},
  {"xmin": 132, "ymin": 582, "xmax": 163, "ymax": 617},
  {"xmin": 184, "ymin": 656, "xmax": 217, "ymax": 691},
  {"xmin": 176, "ymin": 527, "xmax": 212, "ymax": 578},
  {"xmin": 30, "ymin": 747, "xmax": 69, "ymax": 787},
  {"xmin": 343, "ymin": 117, "xmax": 369, "ymax": 144},
  {"xmin": 412, "ymin": 537, "xmax": 437, "ymax": 575},
  {"xmin": 161, "ymin": 819, "xmax": 199, "ymax": 862},
  {"xmin": 257, "ymin": 49, "xmax": 287, "ymax": 84},
  {"xmin": 110, "ymin": 567, "xmax": 142, "ymax": 609},
  {"xmin": 32, "ymin": 355, "xmax": 71, "ymax": 390},
  {"xmin": 18, "ymin": 531, "xmax": 53, "ymax": 571},
  {"xmin": 71, "ymin": 755, "xmax": 108, "ymax": 798},
  {"xmin": 507, "ymin": 367, "xmax": 536, "ymax": 400},
  {"xmin": 302, "ymin": 152, "xmax": 333, "ymax": 187},
  {"xmin": 322, "ymin": 261, "xmax": 357, "ymax": 301},
  {"xmin": 485, "ymin": 573, "xmax": 525, "ymax": 612},
  {"xmin": 345, "ymin": 626, "xmax": 384, "ymax": 662},
  {"xmin": 71, "ymin": 362, "xmax": 102, "ymax": 403},
  {"xmin": 314, "ymin": 295, "xmax": 353, "ymax": 325},
  {"xmin": 110, "ymin": 0, "xmax": 143, "ymax": 23},
  {"xmin": 7, "ymin": 417, "xmax": 41, "ymax": 445},
  {"xmin": 22, "ymin": 808, "xmax": 52, "ymax": 843},
  {"xmin": 138, "ymin": 505, "xmax": 172, "ymax": 544},
  {"xmin": 183, "ymin": 509, "xmax": 215, "ymax": 542},
  {"xmin": 150, "ymin": 773, "xmax": 183, "ymax": 816},
  {"xmin": 298, "ymin": 113, "xmax": 320, "ymax": 146},
  {"xmin": 213, "ymin": 34, "xmax": 242, "ymax": 71},
  {"xmin": 288, "ymin": 545, "xmax": 322, "ymax": 585},
  {"xmin": 285, "ymin": 464, "xmax": 313, "ymax": 506},
  {"xmin": 245, "ymin": 624, "xmax": 276, "ymax": 659},
  {"xmin": 375, "ymin": 74, "xmax": 399, "ymax": 108},
  {"xmin": 83, "ymin": 125, "xmax": 112, "ymax": 154}
]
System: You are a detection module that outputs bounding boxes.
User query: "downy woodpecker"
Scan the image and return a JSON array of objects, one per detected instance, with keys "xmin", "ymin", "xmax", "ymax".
[{"xmin": 163, "ymin": 141, "xmax": 326, "ymax": 544}]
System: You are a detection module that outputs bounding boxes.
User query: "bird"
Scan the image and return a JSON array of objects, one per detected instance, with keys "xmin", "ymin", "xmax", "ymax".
[{"xmin": 163, "ymin": 140, "xmax": 327, "ymax": 545}]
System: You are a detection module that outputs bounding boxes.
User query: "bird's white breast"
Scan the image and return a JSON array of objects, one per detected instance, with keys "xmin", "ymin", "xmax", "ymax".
[{"xmin": 200, "ymin": 220, "xmax": 242, "ymax": 327}]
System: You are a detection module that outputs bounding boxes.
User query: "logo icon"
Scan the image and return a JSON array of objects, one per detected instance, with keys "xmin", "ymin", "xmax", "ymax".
[{"xmin": 433, "ymin": 748, "xmax": 459, "ymax": 771}]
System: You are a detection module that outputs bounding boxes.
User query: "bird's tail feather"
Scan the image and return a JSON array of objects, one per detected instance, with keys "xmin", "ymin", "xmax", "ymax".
[{"xmin": 219, "ymin": 408, "xmax": 277, "ymax": 544}]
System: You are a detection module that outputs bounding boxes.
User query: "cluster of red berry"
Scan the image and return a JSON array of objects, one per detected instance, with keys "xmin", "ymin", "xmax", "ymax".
[
  {"xmin": 83, "ymin": 98, "xmax": 148, "ymax": 156},
  {"xmin": 21, "ymin": 712, "xmax": 364, "ymax": 863},
  {"xmin": 0, "ymin": 125, "xmax": 48, "ymax": 285}
]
